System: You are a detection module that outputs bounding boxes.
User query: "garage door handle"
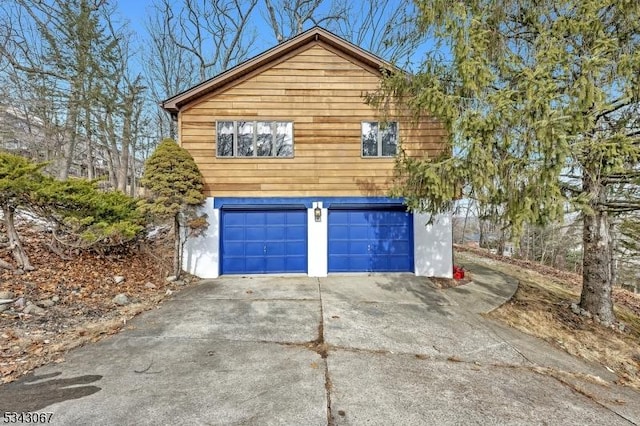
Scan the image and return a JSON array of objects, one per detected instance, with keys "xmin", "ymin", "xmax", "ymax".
[
  {"xmin": 367, "ymin": 244, "xmax": 371, "ymax": 253},
  {"xmin": 264, "ymin": 245, "xmax": 267, "ymax": 253}
]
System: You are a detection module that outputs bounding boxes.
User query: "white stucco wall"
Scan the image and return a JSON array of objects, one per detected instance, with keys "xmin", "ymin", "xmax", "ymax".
[
  {"xmin": 182, "ymin": 198, "xmax": 220, "ymax": 278},
  {"xmin": 308, "ymin": 203, "xmax": 328, "ymax": 277},
  {"xmin": 413, "ymin": 212, "xmax": 453, "ymax": 278}
]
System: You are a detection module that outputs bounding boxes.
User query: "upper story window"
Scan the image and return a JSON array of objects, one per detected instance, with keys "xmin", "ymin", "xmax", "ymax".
[
  {"xmin": 362, "ymin": 121, "xmax": 398, "ymax": 157},
  {"xmin": 217, "ymin": 121, "xmax": 293, "ymax": 157}
]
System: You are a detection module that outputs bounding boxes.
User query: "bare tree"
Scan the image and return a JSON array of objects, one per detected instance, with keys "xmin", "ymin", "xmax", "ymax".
[
  {"xmin": 156, "ymin": 0, "xmax": 259, "ymax": 82},
  {"xmin": 0, "ymin": 0, "xmax": 120, "ymax": 180},
  {"xmin": 263, "ymin": 0, "xmax": 347, "ymax": 42},
  {"xmin": 335, "ymin": 0, "xmax": 425, "ymax": 64},
  {"xmin": 143, "ymin": 1, "xmax": 199, "ymax": 139}
]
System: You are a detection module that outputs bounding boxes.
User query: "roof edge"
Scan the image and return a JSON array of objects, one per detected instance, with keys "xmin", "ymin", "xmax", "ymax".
[{"xmin": 160, "ymin": 27, "xmax": 398, "ymax": 113}]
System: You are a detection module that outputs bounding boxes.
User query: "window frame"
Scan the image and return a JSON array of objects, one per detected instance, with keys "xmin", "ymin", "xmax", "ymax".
[
  {"xmin": 216, "ymin": 120, "xmax": 294, "ymax": 158},
  {"xmin": 361, "ymin": 120, "xmax": 399, "ymax": 158}
]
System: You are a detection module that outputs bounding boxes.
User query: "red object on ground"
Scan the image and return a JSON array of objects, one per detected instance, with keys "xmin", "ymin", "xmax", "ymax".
[{"xmin": 453, "ymin": 265, "xmax": 465, "ymax": 280}]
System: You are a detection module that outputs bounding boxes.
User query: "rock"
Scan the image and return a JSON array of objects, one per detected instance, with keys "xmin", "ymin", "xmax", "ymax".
[
  {"xmin": 23, "ymin": 304, "xmax": 45, "ymax": 315},
  {"xmin": 112, "ymin": 293, "xmax": 129, "ymax": 306},
  {"xmin": 166, "ymin": 275, "xmax": 178, "ymax": 283},
  {"xmin": 13, "ymin": 297, "xmax": 25, "ymax": 309},
  {"xmin": 144, "ymin": 282, "xmax": 156, "ymax": 289},
  {"xmin": 570, "ymin": 303, "xmax": 580, "ymax": 315},
  {"xmin": 0, "ymin": 291, "xmax": 14, "ymax": 300},
  {"xmin": 174, "ymin": 280, "xmax": 185, "ymax": 286},
  {"xmin": 113, "ymin": 276, "xmax": 126, "ymax": 284},
  {"xmin": 51, "ymin": 295, "xmax": 60, "ymax": 303},
  {"xmin": 36, "ymin": 299, "xmax": 55, "ymax": 308},
  {"xmin": 165, "ymin": 289, "xmax": 173, "ymax": 296},
  {"xmin": 0, "ymin": 304, "xmax": 9, "ymax": 313},
  {"xmin": 571, "ymin": 302, "xmax": 592, "ymax": 319}
]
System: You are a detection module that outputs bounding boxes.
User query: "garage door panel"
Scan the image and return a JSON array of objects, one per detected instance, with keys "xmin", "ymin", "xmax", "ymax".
[
  {"xmin": 286, "ymin": 240, "xmax": 307, "ymax": 254},
  {"xmin": 265, "ymin": 257, "xmax": 285, "ymax": 271},
  {"xmin": 286, "ymin": 257, "xmax": 307, "ymax": 271},
  {"xmin": 350, "ymin": 241, "xmax": 370, "ymax": 253},
  {"xmin": 350, "ymin": 226, "xmax": 369, "ymax": 240},
  {"xmin": 265, "ymin": 242, "xmax": 285, "ymax": 255},
  {"xmin": 223, "ymin": 227, "xmax": 245, "ymax": 240},
  {"xmin": 328, "ymin": 224, "xmax": 349, "ymax": 238},
  {"xmin": 266, "ymin": 226, "xmax": 285, "ymax": 239},
  {"xmin": 221, "ymin": 209, "xmax": 308, "ymax": 274},
  {"xmin": 246, "ymin": 226, "xmax": 268, "ymax": 240},
  {"xmin": 329, "ymin": 240, "xmax": 349, "ymax": 255},
  {"xmin": 245, "ymin": 257, "xmax": 265, "ymax": 272},
  {"xmin": 246, "ymin": 211, "xmax": 267, "ymax": 224},
  {"xmin": 286, "ymin": 212, "xmax": 306, "ymax": 225},
  {"xmin": 245, "ymin": 242, "xmax": 265, "ymax": 256},
  {"xmin": 286, "ymin": 225, "xmax": 306, "ymax": 238},
  {"xmin": 265, "ymin": 212, "xmax": 285, "ymax": 224},
  {"xmin": 328, "ymin": 208, "xmax": 413, "ymax": 273}
]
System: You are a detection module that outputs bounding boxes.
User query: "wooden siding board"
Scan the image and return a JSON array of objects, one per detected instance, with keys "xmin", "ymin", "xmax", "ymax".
[{"xmin": 179, "ymin": 44, "xmax": 445, "ymax": 197}]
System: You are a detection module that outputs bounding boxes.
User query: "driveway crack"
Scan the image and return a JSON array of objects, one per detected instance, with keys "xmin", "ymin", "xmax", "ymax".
[{"xmin": 316, "ymin": 278, "xmax": 334, "ymax": 426}]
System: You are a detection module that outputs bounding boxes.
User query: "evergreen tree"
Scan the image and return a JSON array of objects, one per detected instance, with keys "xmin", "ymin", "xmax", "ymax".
[
  {"xmin": 34, "ymin": 178, "xmax": 144, "ymax": 249},
  {"xmin": 373, "ymin": 0, "xmax": 640, "ymax": 324},
  {"xmin": 140, "ymin": 138, "xmax": 206, "ymax": 278},
  {"xmin": 0, "ymin": 152, "xmax": 45, "ymax": 271}
]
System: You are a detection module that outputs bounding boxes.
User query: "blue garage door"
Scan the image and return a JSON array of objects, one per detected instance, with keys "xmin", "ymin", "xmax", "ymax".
[
  {"xmin": 221, "ymin": 209, "xmax": 307, "ymax": 274},
  {"xmin": 328, "ymin": 208, "xmax": 413, "ymax": 272}
]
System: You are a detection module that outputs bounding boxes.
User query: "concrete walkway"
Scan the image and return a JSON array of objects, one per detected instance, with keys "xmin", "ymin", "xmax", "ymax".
[{"xmin": 1, "ymin": 267, "xmax": 638, "ymax": 425}]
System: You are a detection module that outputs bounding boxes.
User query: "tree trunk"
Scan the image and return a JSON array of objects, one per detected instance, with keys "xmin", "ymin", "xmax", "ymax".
[
  {"xmin": 117, "ymin": 104, "xmax": 131, "ymax": 193},
  {"xmin": 497, "ymin": 226, "xmax": 505, "ymax": 257},
  {"xmin": 580, "ymin": 207, "xmax": 615, "ymax": 325},
  {"xmin": 86, "ymin": 106, "xmax": 95, "ymax": 180},
  {"xmin": 2, "ymin": 204, "xmax": 34, "ymax": 271},
  {"xmin": 174, "ymin": 213, "xmax": 181, "ymax": 278}
]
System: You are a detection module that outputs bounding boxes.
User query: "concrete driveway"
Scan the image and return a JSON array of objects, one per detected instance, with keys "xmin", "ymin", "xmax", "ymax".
[{"xmin": 2, "ymin": 266, "xmax": 639, "ymax": 425}]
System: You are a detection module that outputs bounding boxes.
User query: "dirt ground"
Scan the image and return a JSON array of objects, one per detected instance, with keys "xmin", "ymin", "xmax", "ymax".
[{"xmin": 0, "ymin": 224, "xmax": 194, "ymax": 384}]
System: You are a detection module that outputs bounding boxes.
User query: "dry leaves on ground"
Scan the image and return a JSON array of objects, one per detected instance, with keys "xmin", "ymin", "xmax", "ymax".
[{"xmin": 0, "ymin": 223, "xmax": 191, "ymax": 384}]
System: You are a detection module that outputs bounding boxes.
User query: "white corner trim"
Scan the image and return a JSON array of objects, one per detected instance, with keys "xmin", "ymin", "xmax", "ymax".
[
  {"xmin": 308, "ymin": 206, "xmax": 328, "ymax": 277},
  {"xmin": 182, "ymin": 198, "xmax": 220, "ymax": 278},
  {"xmin": 414, "ymin": 212, "xmax": 453, "ymax": 278}
]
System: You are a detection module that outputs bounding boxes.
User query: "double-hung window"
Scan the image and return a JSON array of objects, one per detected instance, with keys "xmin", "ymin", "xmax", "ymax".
[
  {"xmin": 217, "ymin": 121, "xmax": 294, "ymax": 157},
  {"xmin": 362, "ymin": 121, "xmax": 398, "ymax": 157}
]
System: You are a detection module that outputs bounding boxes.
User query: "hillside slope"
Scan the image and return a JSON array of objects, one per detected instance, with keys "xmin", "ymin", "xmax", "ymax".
[{"xmin": 455, "ymin": 246, "xmax": 640, "ymax": 390}]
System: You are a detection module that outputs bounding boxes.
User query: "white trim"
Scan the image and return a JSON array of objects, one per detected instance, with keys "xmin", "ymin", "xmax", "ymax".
[{"xmin": 308, "ymin": 202, "xmax": 328, "ymax": 277}]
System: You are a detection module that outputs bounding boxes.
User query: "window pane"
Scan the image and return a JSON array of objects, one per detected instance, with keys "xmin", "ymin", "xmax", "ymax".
[
  {"xmin": 381, "ymin": 122, "xmax": 398, "ymax": 156},
  {"xmin": 237, "ymin": 121, "xmax": 254, "ymax": 156},
  {"xmin": 362, "ymin": 122, "xmax": 378, "ymax": 156},
  {"xmin": 274, "ymin": 122, "xmax": 293, "ymax": 157},
  {"xmin": 256, "ymin": 121, "xmax": 273, "ymax": 156},
  {"xmin": 217, "ymin": 121, "xmax": 234, "ymax": 156}
]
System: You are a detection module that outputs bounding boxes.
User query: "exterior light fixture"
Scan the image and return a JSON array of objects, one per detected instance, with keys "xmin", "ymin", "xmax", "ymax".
[{"xmin": 314, "ymin": 206, "xmax": 322, "ymax": 222}]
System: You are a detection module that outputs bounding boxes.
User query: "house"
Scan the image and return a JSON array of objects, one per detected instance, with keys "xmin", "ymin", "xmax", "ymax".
[{"xmin": 161, "ymin": 27, "xmax": 452, "ymax": 278}]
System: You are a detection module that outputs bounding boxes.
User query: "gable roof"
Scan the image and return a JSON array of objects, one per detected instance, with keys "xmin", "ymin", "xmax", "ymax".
[{"xmin": 160, "ymin": 26, "xmax": 396, "ymax": 114}]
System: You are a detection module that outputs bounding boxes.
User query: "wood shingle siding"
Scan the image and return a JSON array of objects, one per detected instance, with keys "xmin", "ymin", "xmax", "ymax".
[{"xmin": 178, "ymin": 43, "xmax": 444, "ymax": 197}]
